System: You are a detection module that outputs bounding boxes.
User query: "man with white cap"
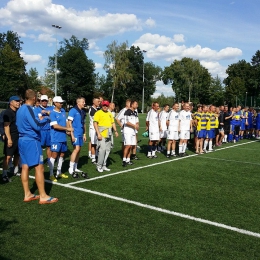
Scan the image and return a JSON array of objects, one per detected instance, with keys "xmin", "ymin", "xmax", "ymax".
[
  {"xmin": 48, "ymin": 96, "xmax": 74, "ymax": 181},
  {"xmin": 33, "ymin": 94, "xmax": 52, "ymax": 166}
]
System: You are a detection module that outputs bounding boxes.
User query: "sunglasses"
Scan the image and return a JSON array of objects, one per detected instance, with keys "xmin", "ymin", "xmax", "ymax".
[{"xmin": 41, "ymin": 100, "xmax": 48, "ymax": 102}]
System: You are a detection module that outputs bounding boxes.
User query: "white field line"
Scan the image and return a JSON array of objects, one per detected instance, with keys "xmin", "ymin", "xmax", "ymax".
[
  {"xmin": 200, "ymin": 156, "xmax": 260, "ymax": 166},
  {"xmin": 27, "ymin": 175, "xmax": 260, "ymax": 239},
  {"xmin": 68, "ymin": 140, "xmax": 257, "ymax": 185}
]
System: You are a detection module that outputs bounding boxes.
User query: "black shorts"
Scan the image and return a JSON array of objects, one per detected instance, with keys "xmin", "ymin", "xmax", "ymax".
[
  {"xmin": 215, "ymin": 128, "xmax": 219, "ymax": 135},
  {"xmin": 4, "ymin": 135, "xmax": 19, "ymax": 156},
  {"xmin": 224, "ymin": 124, "xmax": 230, "ymax": 135}
]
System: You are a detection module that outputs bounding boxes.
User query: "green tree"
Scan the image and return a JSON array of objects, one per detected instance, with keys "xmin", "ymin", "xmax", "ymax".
[
  {"xmin": 151, "ymin": 94, "xmax": 175, "ymax": 107},
  {"xmin": 208, "ymin": 76, "xmax": 225, "ymax": 106},
  {"xmin": 0, "ymin": 31, "xmax": 27, "ymax": 99},
  {"xmin": 224, "ymin": 60, "xmax": 253, "ymax": 106},
  {"xmin": 103, "ymin": 40, "xmax": 132, "ymax": 102},
  {"xmin": 0, "ymin": 44, "xmax": 27, "ymax": 99},
  {"xmin": 48, "ymin": 35, "xmax": 95, "ymax": 105},
  {"xmin": 162, "ymin": 57, "xmax": 211, "ymax": 104},
  {"xmin": 26, "ymin": 67, "xmax": 42, "ymax": 92}
]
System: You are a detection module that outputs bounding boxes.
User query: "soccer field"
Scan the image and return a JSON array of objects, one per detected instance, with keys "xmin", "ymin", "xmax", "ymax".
[{"xmin": 1, "ymin": 114, "xmax": 260, "ymax": 259}]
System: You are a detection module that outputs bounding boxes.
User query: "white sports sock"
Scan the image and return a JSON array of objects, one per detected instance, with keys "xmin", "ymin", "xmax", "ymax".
[
  {"xmin": 147, "ymin": 152, "xmax": 152, "ymax": 157},
  {"xmin": 167, "ymin": 150, "xmax": 171, "ymax": 155},
  {"xmin": 204, "ymin": 140, "xmax": 208, "ymax": 150},
  {"xmin": 179, "ymin": 144, "xmax": 182, "ymax": 154},
  {"xmin": 49, "ymin": 157, "xmax": 55, "ymax": 176},
  {"xmin": 57, "ymin": 157, "xmax": 64, "ymax": 173},
  {"xmin": 14, "ymin": 166, "xmax": 19, "ymax": 174},
  {"xmin": 69, "ymin": 161, "xmax": 75, "ymax": 174},
  {"xmin": 183, "ymin": 143, "xmax": 187, "ymax": 152},
  {"xmin": 151, "ymin": 150, "xmax": 155, "ymax": 156},
  {"xmin": 209, "ymin": 140, "xmax": 213, "ymax": 150},
  {"xmin": 171, "ymin": 150, "xmax": 175, "ymax": 155},
  {"xmin": 126, "ymin": 157, "xmax": 130, "ymax": 162}
]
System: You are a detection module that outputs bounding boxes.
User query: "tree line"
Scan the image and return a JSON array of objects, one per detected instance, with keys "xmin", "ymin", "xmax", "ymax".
[{"xmin": 1, "ymin": 30, "xmax": 260, "ymax": 110}]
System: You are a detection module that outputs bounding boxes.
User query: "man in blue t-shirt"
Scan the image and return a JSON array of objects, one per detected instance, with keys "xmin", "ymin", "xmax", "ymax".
[
  {"xmin": 48, "ymin": 96, "xmax": 74, "ymax": 182},
  {"xmin": 33, "ymin": 95, "xmax": 53, "ymax": 167},
  {"xmin": 67, "ymin": 97, "xmax": 87, "ymax": 178},
  {"xmin": 16, "ymin": 89, "xmax": 58, "ymax": 204}
]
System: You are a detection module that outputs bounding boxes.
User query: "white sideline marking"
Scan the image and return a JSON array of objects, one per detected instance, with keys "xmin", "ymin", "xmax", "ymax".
[
  {"xmin": 200, "ymin": 157, "xmax": 260, "ymax": 166},
  {"xmin": 68, "ymin": 140, "xmax": 257, "ymax": 185},
  {"xmin": 28, "ymin": 176, "xmax": 260, "ymax": 239}
]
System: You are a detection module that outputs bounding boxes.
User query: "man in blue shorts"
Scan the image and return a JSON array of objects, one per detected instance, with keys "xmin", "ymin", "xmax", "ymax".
[
  {"xmin": 49, "ymin": 96, "xmax": 74, "ymax": 182},
  {"xmin": 67, "ymin": 97, "xmax": 87, "ymax": 178},
  {"xmin": 16, "ymin": 89, "xmax": 58, "ymax": 204},
  {"xmin": 33, "ymin": 95, "xmax": 52, "ymax": 166}
]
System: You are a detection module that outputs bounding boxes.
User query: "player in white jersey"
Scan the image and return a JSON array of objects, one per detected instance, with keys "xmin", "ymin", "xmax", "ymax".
[
  {"xmin": 88, "ymin": 97, "xmax": 100, "ymax": 163},
  {"xmin": 146, "ymin": 102, "xmax": 160, "ymax": 158},
  {"xmin": 122, "ymin": 100, "xmax": 139, "ymax": 167},
  {"xmin": 179, "ymin": 103, "xmax": 193, "ymax": 156},
  {"xmin": 115, "ymin": 99, "xmax": 131, "ymax": 154},
  {"xmin": 166, "ymin": 103, "xmax": 180, "ymax": 157},
  {"xmin": 158, "ymin": 104, "xmax": 169, "ymax": 152}
]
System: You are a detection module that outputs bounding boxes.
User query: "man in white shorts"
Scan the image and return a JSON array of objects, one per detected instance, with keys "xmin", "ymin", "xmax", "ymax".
[
  {"xmin": 115, "ymin": 99, "xmax": 131, "ymax": 155},
  {"xmin": 166, "ymin": 103, "xmax": 180, "ymax": 157},
  {"xmin": 146, "ymin": 102, "xmax": 160, "ymax": 158},
  {"xmin": 158, "ymin": 104, "xmax": 169, "ymax": 152},
  {"xmin": 122, "ymin": 100, "xmax": 139, "ymax": 167},
  {"xmin": 179, "ymin": 102, "xmax": 192, "ymax": 157},
  {"xmin": 88, "ymin": 97, "xmax": 100, "ymax": 164}
]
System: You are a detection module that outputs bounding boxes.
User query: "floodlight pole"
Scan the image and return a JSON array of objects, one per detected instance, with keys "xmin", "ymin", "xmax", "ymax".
[
  {"xmin": 52, "ymin": 24, "xmax": 62, "ymax": 96},
  {"xmin": 142, "ymin": 50, "xmax": 147, "ymax": 113}
]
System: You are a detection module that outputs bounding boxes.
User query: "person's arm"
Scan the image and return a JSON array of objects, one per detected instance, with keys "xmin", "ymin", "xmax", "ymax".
[
  {"xmin": 26, "ymin": 106, "xmax": 49, "ymax": 131},
  {"xmin": 93, "ymin": 121, "xmax": 102, "ymax": 140},
  {"xmin": 112, "ymin": 122, "xmax": 118, "ymax": 137},
  {"xmin": 4, "ymin": 122, "xmax": 12, "ymax": 147}
]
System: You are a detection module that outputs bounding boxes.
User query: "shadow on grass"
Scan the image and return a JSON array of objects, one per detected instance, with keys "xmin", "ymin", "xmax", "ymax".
[{"xmin": 0, "ymin": 209, "xmax": 18, "ymax": 260}]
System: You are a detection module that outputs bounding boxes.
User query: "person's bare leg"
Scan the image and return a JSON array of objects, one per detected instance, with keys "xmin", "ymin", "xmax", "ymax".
[{"xmin": 21, "ymin": 164, "xmax": 32, "ymax": 199}]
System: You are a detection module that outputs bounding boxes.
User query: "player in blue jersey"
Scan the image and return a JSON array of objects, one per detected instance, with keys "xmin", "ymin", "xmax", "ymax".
[
  {"xmin": 16, "ymin": 89, "xmax": 58, "ymax": 204},
  {"xmin": 67, "ymin": 97, "xmax": 87, "ymax": 178},
  {"xmin": 48, "ymin": 96, "xmax": 75, "ymax": 181},
  {"xmin": 33, "ymin": 95, "xmax": 53, "ymax": 167}
]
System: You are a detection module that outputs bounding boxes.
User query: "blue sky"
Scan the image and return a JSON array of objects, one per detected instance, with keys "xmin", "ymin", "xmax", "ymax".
[{"xmin": 0, "ymin": 0, "xmax": 259, "ymax": 97}]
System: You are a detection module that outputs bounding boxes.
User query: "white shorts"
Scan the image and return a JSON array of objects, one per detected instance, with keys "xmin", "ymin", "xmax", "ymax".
[
  {"xmin": 160, "ymin": 129, "xmax": 168, "ymax": 139},
  {"xmin": 124, "ymin": 133, "xmax": 136, "ymax": 145},
  {"xmin": 167, "ymin": 130, "xmax": 179, "ymax": 140},
  {"xmin": 179, "ymin": 130, "xmax": 190, "ymax": 140},
  {"xmin": 89, "ymin": 129, "xmax": 97, "ymax": 145},
  {"xmin": 149, "ymin": 131, "xmax": 160, "ymax": 141}
]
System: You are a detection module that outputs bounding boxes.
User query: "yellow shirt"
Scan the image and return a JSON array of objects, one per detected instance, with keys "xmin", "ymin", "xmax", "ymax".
[{"xmin": 93, "ymin": 110, "xmax": 114, "ymax": 138}]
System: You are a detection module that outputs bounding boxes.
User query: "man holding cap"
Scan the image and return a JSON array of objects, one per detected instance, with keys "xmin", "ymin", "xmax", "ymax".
[
  {"xmin": 49, "ymin": 96, "xmax": 74, "ymax": 181},
  {"xmin": 93, "ymin": 100, "xmax": 118, "ymax": 172},
  {"xmin": 2, "ymin": 95, "xmax": 21, "ymax": 183}
]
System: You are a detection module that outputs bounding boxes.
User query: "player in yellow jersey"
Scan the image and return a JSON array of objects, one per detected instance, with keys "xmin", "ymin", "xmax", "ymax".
[
  {"xmin": 194, "ymin": 104, "xmax": 202, "ymax": 153},
  {"xmin": 196, "ymin": 105, "xmax": 208, "ymax": 154},
  {"xmin": 203, "ymin": 105, "xmax": 216, "ymax": 152}
]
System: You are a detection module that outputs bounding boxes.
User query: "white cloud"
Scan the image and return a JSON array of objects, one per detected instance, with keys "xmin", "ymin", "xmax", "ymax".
[
  {"xmin": 0, "ymin": 0, "xmax": 142, "ymax": 42},
  {"xmin": 133, "ymin": 33, "xmax": 242, "ymax": 62},
  {"xmin": 173, "ymin": 34, "xmax": 185, "ymax": 43},
  {"xmin": 145, "ymin": 17, "xmax": 156, "ymax": 27},
  {"xmin": 94, "ymin": 50, "xmax": 104, "ymax": 57},
  {"xmin": 200, "ymin": 60, "xmax": 227, "ymax": 78},
  {"xmin": 152, "ymin": 81, "xmax": 174, "ymax": 98},
  {"xmin": 20, "ymin": 52, "xmax": 42, "ymax": 63},
  {"xmin": 95, "ymin": 63, "xmax": 103, "ymax": 69}
]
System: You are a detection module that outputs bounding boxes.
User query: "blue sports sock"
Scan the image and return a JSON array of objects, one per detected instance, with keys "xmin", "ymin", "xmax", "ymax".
[{"xmin": 228, "ymin": 134, "xmax": 233, "ymax": 142}]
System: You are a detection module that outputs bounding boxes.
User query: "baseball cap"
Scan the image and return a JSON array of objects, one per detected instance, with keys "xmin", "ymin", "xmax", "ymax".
[
  {"xmin": 53, "ymin": 96, "xmax": 64, "ymax": 103},
  {"xmin": 9, "ymin": 96, "xmax": 21, "ymax": 102},
  {"xmin": 102, "ymin": 100, "xmax": 110, "ymax": 106},
  {"xmin": 40, "ymin": 95, "xmax": 48, "ymax": 101}
]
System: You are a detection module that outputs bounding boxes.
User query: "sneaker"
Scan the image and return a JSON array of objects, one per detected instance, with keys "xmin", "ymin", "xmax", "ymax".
[
  {"xmin": 179, "ymin": 153, "xmax": 184, "ymax": 157},
  {"xmin": 75, "ymin": 168, "xmax": 83, "ymax": 173},
  {"xmin": 166, "ymin": 154, "xmax": 170, "ymax": 158},
  {"xmin": 152, "ymin": 155, "xmax": 158, "ymax": 158},
  {"xmin": 171, "ymin": 154, "xmax": 177, "ymax": 157},
  {"xmin": 147, "ymin": 155, "xmax": 152, "ymax": 159},
  {"xmin": 81, "ymin": 172, "xmax": 88, "ymax": 178},
  {"xmin": 208, "ymin": 149, "xmax": 214, "ymax": 152},
  {"xmin": 58, "ymin": 173, "xmax": 69, "ymax": 179},
  {"xmin": 127, "ymin": 161, "xmax": 133, "ymax": 165},
  {"xmin": 72, "ymin": 172, "xmax": 79, "ymax": 178},
  {"xmin": 122, "ymin": 161, "xmax": 127, "ymax": 167},
  {"xmin": 102, "ymin": 166, "xmax": 111, "ymax": 172},
  {"xmin": 203, "ymin": 149, "xmax": 208, "ymax": 154},
  {"xmin": 96, "ymin": 167, "xmax": 103, "ymax": 173},
  {"xmin": 91, "ymin": 160, "xmax": 97, "ymax": 165},
  {"xmin": 49, "ymin": 175, "xmax": 57, "ymax": 182},
  {"xmin": 2, "ymin": 176, "xmax": 12, "ymax": 183},
  {"xmin": 131, "ymin": 155, "xmax": 139, "ymax": 160}
]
